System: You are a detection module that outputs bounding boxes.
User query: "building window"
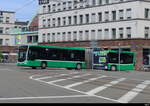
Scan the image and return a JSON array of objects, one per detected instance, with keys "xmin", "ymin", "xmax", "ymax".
[
  {"xmin": 5, "ymin": 39, "xmax": 9, "ymax": 46},
  {"xmin": 57, "ymin": 3, "xmax": 61, "ymax": 11},
  {"xmin": 145, "ymin": 8, "xmax": 150, "ymax": 19},
  {"xmin": 48, "ymin": 19, "xmax": 51, "ymax": 27},
  {"xmin": 47, "ymin": 33, "xmax": 50, "ymax": 42},
  {"xmin": 52, "ymin": 33, "xmax": 55, "ymax": 42},
  {"xmin": 92, "ymin": 0, "xmax": 96, "ymax": 6},
  {"xmin": 0, "ymin": 39, "xmax": 3, "ymax": 45},
  {"xmin": 112, "ymin": 28, "xmax": 116, "ymax": 39},
  {"xmin": 126, "ymin": 9, "xmax": 132, "ymax": 19},
  {"xmin": 85, "ymin": 0, "xmax": 89, "ymax": 7},
  {"xmin": 63, "ymin": 17, "xmax": 66, "ymax": 26},
  {"xmin": 91, "ymin": 30, "xmax": 96, "ymax": 40},
  {"xmin": 68, "ymin": 1, "xmax": 72, "ymax": 9},
  {"xmin": 73, "ymin": 0, "xmax": 78, "ymax": 8},
  {"xmin": 79, "ymin": 0, "xmax": 84, "ymax": 8},
  {"xmin": 74, "ymin": 16, "xmax": 77, "ymax": 25},
  {"xmin": 52, "ymin": 18, "xmax": 56, "ymax": 27},
  {"xmin": 33, "ymin": 36, "xmax": 38, "ymax": 42},
  {"xmin": 85, "ymin": 14, "xmax": 89, "ymax": 23},
  {"xmin": 105, "ymin": 11, "xmax": 109, "ymax": 21},
  {"xmin": 85, "ymin": 30, "xmax": 89, "ymax": 40},
  {"xmin": 119, "ymin": 10, "xmax": 124, "ymax": 20},
  {"xmin": 112, "ymin": 11, "xmax": 116, "ymax": 21},
  {"xmin": 97, "ymin": 29, "xmax": 102, "ymax": 40},
  {"xmin": 104, "ymin": 29, "xmax": 109, "ymax": 39},
  {"xmin": 62, "ymin": 32, "xmax": 66, "ymax": 41},
  {"xmin": 79, "ymin": 15, "xmax": 83, "ymax": 24},
  {"xmin": 68, "ymin": 32, "xmax": 71, "ymax": 41},
  {"xmin": 91, "ymin": 13, "xmax": 96, "ymax": 23},
  {"xmin": 5, "ymin": 28, "xmax": 9, "ymax": 34},
  {"xmin": 52, "ymin": 4, "xmax": 56, "ymax": 12},
  {"xmin": 68, "ymin": 16, "xmax": 72, "ymax": 25},
  {"xmin": 79, "ymin": 31, "xmax": 83, "ymax": 41},
  {"xmin": 145, "ymin": 27, "xmax": 149, "ymax": 39},
  {"xmin": 42, "ymin": 34, "xmax": 46, "ymax": 42},
  {"xmin": 0, "ymin": 17, "xmax": 3, "ymax": 23},
  {"xmin": 119, "ymin": 28, "xmax": 124, "ymax": 39},
  {"xmin": 42, "ymin": 19, "xmax": 46, "ymax": 28},
  {"xmin": 43, "ymin": 5, "xmax": 46, "ymax": 13},
  {"xmin": 98, "ymin": 12, "xmax": 102, "ymax": 22},
  {"xmin": 105, "ymin": 0, "xmax": 109, "ymax": 4},
  {"xmin": 0, "ymin": 27, "xmax": 3, "ymax": 34},
  {"xmin": 98, "ymin": 0, "xmax": 102, "ymax": 5},
  {"xmin": 126, "ymin": 27, "xmax": 131, "ymax": 39},
  {"xmin": 73, "ymin": 31, "xmax": 77, "ymax": 41},
  {"xmin": 57, "ymin": 17, "xmax": 61, "ymax": 26},
  {"xmin": 6, "ymin": 17, "xmax": 10, "ymax": 23},
  {"xmin": 57, "ymin": 33, "xmax": 61, "ymax": 41},
  {"xmin": 48, "ymin": 5, "xmax": 51, "ymax": 12},
  {"xmin": 63, "ymin": 2, "xmax": 66, "ymax": 10}
]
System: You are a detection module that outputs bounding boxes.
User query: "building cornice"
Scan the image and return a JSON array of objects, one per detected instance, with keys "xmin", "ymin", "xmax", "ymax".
[{"xmin": 38, "ymin": 0, "xmax": 149, "ymax": 16}]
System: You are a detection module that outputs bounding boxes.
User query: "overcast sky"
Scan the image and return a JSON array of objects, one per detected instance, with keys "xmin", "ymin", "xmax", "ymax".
[{"xmin": 0, "ymin": 0, "xmax": 38, "ymax": 21}]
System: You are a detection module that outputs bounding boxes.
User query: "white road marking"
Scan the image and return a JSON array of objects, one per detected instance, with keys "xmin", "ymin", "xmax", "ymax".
[
  {"xmin": 86, "ymin": 78, "xmax": 126, "ymax": 95},
  {"xmin": 47, "ymin": 74, "xmax": 91, "ymax": 83},
  {"xmin": 64, "ymin": 75, "xmax": 107, "ymax": 89},
  {"xmin": 34, "ymin": 72, "xmax": 79, "ymax": 80},
  {"xmin": 118, "ymin": 80, "xmax": 150, "ymax": 103},
  {"xmin": 30, "ymin": 74, "xmax": 122, "ymax": 103},
  {"xmin": 0, "ymin": 95, "xmax": 90, "ymax": 101}
]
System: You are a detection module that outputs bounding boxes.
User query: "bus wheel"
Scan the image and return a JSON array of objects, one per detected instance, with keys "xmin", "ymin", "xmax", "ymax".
[
  {"xmin": 32, "ymin": 67, "xmax": 37, "ymax": 69},
  {"xmin": 41, "ymin": 62, "xmax": 47, "ymax": 69},
  {"xmin": 76, "ymin": 64, "xmax": 82, "ymax": 70},
  {"xmin": 111, "ymin": 66, "xmax": 117, "ymax": 71}
]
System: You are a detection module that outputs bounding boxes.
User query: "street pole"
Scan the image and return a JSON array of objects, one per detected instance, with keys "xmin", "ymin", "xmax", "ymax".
[{"xmin": 118, "ymin": 43, "xmax": 121, "ymax": 71}]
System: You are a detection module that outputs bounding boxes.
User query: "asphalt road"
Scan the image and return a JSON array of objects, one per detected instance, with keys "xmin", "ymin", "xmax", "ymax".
[{"xmin": 0, "ymin": 63, "xmax": 150, "ymax": 103}]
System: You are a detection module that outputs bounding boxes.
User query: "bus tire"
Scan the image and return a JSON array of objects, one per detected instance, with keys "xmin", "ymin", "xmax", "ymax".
[
  {"xmin": 32, "ymin": 67, "xmax": 37, "ymax": 69},
  {"xmin": 76, "ymin": 64, "xmax": 82, "ymax": 70},
  {"xmin": 111, "ymin": 66, "xmax": 117, "ymax": 71},
  {"xmin": 41, "ymin": 62, "xmax": 47, "ymax": 69}
]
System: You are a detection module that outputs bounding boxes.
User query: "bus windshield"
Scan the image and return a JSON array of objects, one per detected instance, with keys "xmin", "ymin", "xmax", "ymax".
[{"xmin": 18, "ymin": 46, "xmax": 28, "ymax": 62}]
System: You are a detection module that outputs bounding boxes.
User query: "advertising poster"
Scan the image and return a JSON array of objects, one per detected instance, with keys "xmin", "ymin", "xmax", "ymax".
[{"xmin": 93, "ymin": 48, "xmax": 108, "ymax": 69}]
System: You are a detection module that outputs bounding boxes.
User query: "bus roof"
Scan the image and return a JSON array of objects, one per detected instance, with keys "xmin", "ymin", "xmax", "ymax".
[{"xmin": 20, "ymin": 45, "xmax": 85, "ymax": 51}]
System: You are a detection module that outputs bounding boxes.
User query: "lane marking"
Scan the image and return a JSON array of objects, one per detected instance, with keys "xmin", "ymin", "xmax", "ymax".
[
  {"xmin": 118, "ymin": 80, "xmax": 150, "ymax": 103},
  {"xmin": 86, "ymin": 78, "xmax": 126, "ymax": 95},
  {"xmin": 33, "ymin": 72, "xmax": 79, "ymax": 80},
  {"xmin": 47, "ymin": 74, "xmax": 91, "ymax": 83},
  {"xmin": 0, "ymin": 95, "xmax": 90, "ymax": 101},
  {"xmin": 64, "ymin": 75, "xmax": 107, "ymax": 89}
]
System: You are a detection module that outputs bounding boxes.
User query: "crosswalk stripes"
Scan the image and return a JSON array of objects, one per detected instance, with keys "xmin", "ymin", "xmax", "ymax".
[
  {"xmin": 47, "ymin": 73, "xmax": 91, "ymax": 84},
  {"xmin": 30, "ymin": 72, "xmax": 150, "ymax": 103},
  {"xmin": 86, "ymin": 78, "xmax": 126, "ymax": 95},
  {"xmin": 35, "ymin": 72, "xmax": 79, "ymax": 80},
  {"xmin": 118, "ymin": 80, "xmax": 150, "ymax": 103},
  {"xmin": 64, "ymin": 75, "xmax": 107, "ymax": 89}
]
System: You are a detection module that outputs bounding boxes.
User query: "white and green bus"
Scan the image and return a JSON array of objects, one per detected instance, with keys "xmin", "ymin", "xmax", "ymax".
[
  {"xmin": 93, "ymin": 49, "xmax": 136, "ymax": 71},
  {"xmin": 17, "ymin": 45, "xmax": 86, "ymax": 69}
]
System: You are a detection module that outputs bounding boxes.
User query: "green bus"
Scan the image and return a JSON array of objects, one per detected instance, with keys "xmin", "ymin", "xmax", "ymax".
[
  {"xmin": 17, "ymin": 45, "xmax": 86, "ymax": 69},
  {"xmin": 93, "ymin": 49, "xmax": 136, "ymax": 71}
]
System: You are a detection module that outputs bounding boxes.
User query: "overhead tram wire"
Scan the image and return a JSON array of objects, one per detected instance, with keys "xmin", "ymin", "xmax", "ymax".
[{"xmin": 14, "ymin": 0, "xmax": 37, "ymax": 13}]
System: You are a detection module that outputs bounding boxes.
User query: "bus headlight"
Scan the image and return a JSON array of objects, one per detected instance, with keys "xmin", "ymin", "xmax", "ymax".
[{"xmin": 105, "ymin": 66, "xmax": 108, "ymax": 69}]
